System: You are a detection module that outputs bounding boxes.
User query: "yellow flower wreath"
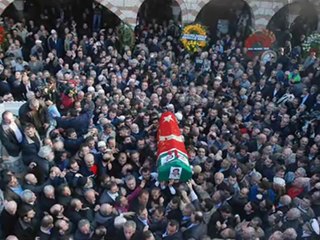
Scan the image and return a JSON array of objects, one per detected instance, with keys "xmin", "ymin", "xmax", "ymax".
[{"xmin": 181, "ymin": 24, "xmax": 207, "ymax": 53}]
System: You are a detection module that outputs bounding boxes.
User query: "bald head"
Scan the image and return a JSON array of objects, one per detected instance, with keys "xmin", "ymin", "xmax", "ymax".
[
  {"xmin": 24, "ymin": 173, "xmax": 38, "ymax": 185},
  {"xmin": 283, "ymin": 228, "xmax": 297, "ymax": 240},
  {"xmin": 84, "ymin": 153, "xmax": 95, "ymax": 167},
  {"xmin": 84, "ymin": 188, "xmax": 96, "ymax": 204},
  {"xmin": 258, "ymin": 133, "xmax": 267, "ymax": 144},
  {"xmin": 50, "ymin": 204, "xmax": 63, "ymax": 216},
  {"xmin": 4, "ymin": 200, "xmax": 17, "ymax": 215},
  {"xmin": 268, "ymin": 231, "xmax": 283, "ymax": 240},
  {"xmin": 6, "ymin": 236, "xmax": 19, "ymax": 240},
  {"xmin": 214, "ymin": 172, "xmax": 224, "ymax": 185},
  {"xmin": 100, "ymin": 203, "xmax": 113, "ymax": 215},
  {"xmin": 286, "ymin": 208, "xmax": 301, "ymax": 220},
  {"xmin": 279, "ymin": 195, "xmax": 292, "ymax": 206}
]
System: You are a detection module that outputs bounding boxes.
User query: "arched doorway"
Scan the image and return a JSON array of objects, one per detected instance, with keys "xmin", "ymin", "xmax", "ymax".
[
  {"xmin": 195, "ymin": 0, "xmax": 252, "ymax": 40},
  {"xmin": 267, "ymin": 1, "xmax": 318, "ymax": 47},
  {"xmin": 137, "ymin": 0, "xmax": 182, "ymax": 25},
  {"xmin": 2, "ymin": 0, "xmax": 122, "ymax": 31}
]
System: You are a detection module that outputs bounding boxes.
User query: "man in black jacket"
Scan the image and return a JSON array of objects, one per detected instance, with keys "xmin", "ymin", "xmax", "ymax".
[
  {"xmin": 36, "ymin": 215, "xmax": 54, "ymax": 240},
  {"xmin": 0, "ymin": 111, "xmax": 24, "ymax": 158},
  {"xmin": 161, "ymin": 219, "xmax": 183, "ymax": 240},
  {"xmin": 74, "ymin": 219, "xmax": 93, "ymax": 240},
  {"xmin": 64, "ymin": 128, "xmax": 91, "ymax": 156},
  {"xmin": 0, "ymin": 200, "xmax": 18, "ymax": 237},
  {"xmin": 21, "ymin": 123, "xmax": 42, "ymax": 165},
  {"xmin": 14, "ymin": 205, "xmax": 38, "ymax": 240},
  {"xmin": 55, "ymin": 109, "xmax": 91, "ymax": 136},
  {"xmin": 133, "ymin": 206, "xmax": 150, "ymax": 233},
  {"xmin": 117, "ymin": 220, "xmax": 144, "ymax": 240},
  {"xmin": 18, "ymin": 98, "xmax": 50, "ymax": 137},
  {"xmin": 182, "ymin": 211, "xmax": 207, "ymax": 240}
]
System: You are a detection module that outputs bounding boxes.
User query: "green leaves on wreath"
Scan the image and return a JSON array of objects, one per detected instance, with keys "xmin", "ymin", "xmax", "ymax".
[{"xmin": 117, "ymin": 23, "xmax": 135, "ymax": 50}]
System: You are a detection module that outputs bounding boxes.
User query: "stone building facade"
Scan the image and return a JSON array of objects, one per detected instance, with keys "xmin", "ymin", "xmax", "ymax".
[{"xmin": 0, "ymin": 0, "xmax": 319, "ymax": 31}]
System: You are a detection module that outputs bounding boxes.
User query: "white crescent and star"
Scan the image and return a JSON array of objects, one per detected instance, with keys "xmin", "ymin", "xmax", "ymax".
[{"xmin": 163, "ymin": 115, "xmax": 173, "ymax": 122}]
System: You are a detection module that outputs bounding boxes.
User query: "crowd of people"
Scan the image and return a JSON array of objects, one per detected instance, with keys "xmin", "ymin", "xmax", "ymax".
[{"xmin": 0, "ymin": 2, "xmax": 319, "ymax": 240}]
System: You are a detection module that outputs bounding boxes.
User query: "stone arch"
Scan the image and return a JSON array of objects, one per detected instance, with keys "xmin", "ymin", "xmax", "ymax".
[
  {"xmin": 179, "ymin": 0, "xmax": 255, "ymax": 29},
  {"xmin": 0, "ymin": 0, "xmax": 14, "ymax": 15},
  {"xmin": 194, "ymin": 0, "xmax": 253, "ymax": 39},
  {"xmin": 265, "ymin": 0, "xmax": 319, "ymax": 47},
  {"xmin": 179, "ymin": 0, "xmax": 211, "ymax": 24},
  {"xmin": 137, "ymin": 0, "xmax": 182, "ymax": 25},
  {"xmin": 94, "ymin": 0, "xmax": 142, "ymax": 27},
  {"xmin": 0, "ymin": 0, "xmax": 141, "ymax": 27},
  {"xmin": 248, "ymin": 0, "xmax": 320, "ymax": 31},
  {"xmin": 246, "ymin": 0, "xmax": 286, "ymax": 30}
]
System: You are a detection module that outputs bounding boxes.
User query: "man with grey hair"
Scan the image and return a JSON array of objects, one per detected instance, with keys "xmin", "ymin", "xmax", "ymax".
[
  {"xmin": 242, "ymin": 226, "xmax": 257, "ymax": 240},
  {"xmin": 43, "ymin": 185, "xmax": 55, "ymax": 197},
  {"xmin": 293, "ymin": 197, "xmax": 315, "ymax": 222},
  {"xmin": 282, "ymin": 228, "xmax": 297, "ymax": 240},
  {"xmin": 5, "ymin": 236, "xmax": 19, "ymax": 240},
  {"xmin": 74, "ymin": 219, "xmax": 92, "ymax": 239},
  {"xmin": 0, "ymin": 200, "xmax": 18, "ymax": 237},
  {"xmin": 125, "ymin": 175, "xmax": 138, "ymax": 194},
  {"xmin": 119, "ymin": 220, "xmax": 139, "ymax": 239},
  {"xmin": 282, "ymin": 208, "xmax": 302, "ymax": 230},
  {"xmin": 21, "ymin": 189, "xmax": 37, "ymax": 205},
  {"xmin": 29, "ymin": 145, "xmax": 55, "ymax": 183},
  {"xmin": 268, "ymin": 230, "xmax": 283, "ymax": 240},
  {"xmin": 276, "ymin": 195, "xmax": 292, "ymax": 213},
  {"xmin": 20, "ymin": 189, "xmax": 41, "ymax": 223},
  {"xmin": 40, "ymin": 185, "xmax": 56, "ymax": 213},
  {"xmin": 18, "ymin": 97, "xmax": 50, "ymax": 136},
  {"xmin": 94, "ymin": 203, "xmax": 115, "ymax": 230}
]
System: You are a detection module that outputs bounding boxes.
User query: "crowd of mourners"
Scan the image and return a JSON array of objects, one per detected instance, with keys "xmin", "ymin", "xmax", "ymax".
[{"xmin": 0, "ymin": 2, "xmax": 320, "ymax": 240}]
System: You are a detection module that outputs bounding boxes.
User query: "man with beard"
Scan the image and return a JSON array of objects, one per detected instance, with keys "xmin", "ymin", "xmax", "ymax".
[{"xmin": 14, "ymin": 205, "xmax": 38, "ymax": 239}]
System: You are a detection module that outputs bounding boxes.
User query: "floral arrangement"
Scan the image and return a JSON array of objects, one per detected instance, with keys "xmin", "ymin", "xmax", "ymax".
[
  {"xmin": 302, "ymin": 33, "xmax": 320, "ymax": 55},
  {"xmin": 181, "ymin": 24, "xmax": 207, "ymax": 53},
  {"xmin": 117, "ymin": 23, "xmax": 135, "ymax": 51},
  {"xmin": 0, "ymin": 26, "xmax": 5, "ymax": 45},
  {"xmin": 245, "ymin": 29, "xmax": 276, "ymax": 58}
]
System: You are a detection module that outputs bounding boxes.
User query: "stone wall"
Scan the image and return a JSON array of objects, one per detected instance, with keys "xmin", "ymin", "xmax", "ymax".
[{"xmin": 0, "ymin": 0, "xmax": 319, "ymax": 31}]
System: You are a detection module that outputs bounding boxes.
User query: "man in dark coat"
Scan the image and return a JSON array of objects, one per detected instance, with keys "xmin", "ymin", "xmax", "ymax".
[
  {"xmin": 55, "ymin": 109, "xmax": 91, "ymax": 136},
  {"xmin": 161, "ymin": 219, "xmax": 183, "ymax": 240},
  {"xmin": 117, "ymin": 220, "xmax": 144, "ymax": 240},
  {"xmin": 0, "ymin": 111, "xmax": 24, "ymax": 157},
  {"xmin": 36, "ymin": 215, "xmax": 54, "ymax": 240},
  {"xmin": 18, "ymin": 98, "xmax": 50, "ymax": 137},
  {"xmin": 95, "ymin": 203, "xmax": 115, "ymax": 227},
  {"xmin": 29, "ymin": 146, "xmax": 55, "ymax": 183},
  {"xmin": 0, "ymin": 200, "xmax": 18, "ymax": 237},
  {"xmin": 182, "ymin": 211, "xmax": 207, "ymax": 240},
  {"xmin": 74, "ymin": 219, "xmax": 93, "ymax": 240},
  {"xmin": 14, "ymin": 205, "xmax": 38, "ymax": 240},
  {"xmin": 133, "ymin": 206, "xmax": 150, "ymax": 233},
  {"xmin": 21, "ymin": 123, "xmax": 42, "ymax": 165},
  {"xmin": 64, "ymin": 128, "xmax": 88, "ymax": 156}
]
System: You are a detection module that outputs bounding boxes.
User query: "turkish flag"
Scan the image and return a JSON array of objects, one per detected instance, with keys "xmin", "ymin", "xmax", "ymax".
[{"xmin": 157, "ymin": 112, "xmax": 188, "ymax": 157}]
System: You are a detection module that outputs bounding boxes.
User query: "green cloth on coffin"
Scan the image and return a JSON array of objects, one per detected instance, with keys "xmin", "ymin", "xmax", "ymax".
[{"xmin": 157, "ymin": 158, "xmax": 192, "ymax": 182}]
